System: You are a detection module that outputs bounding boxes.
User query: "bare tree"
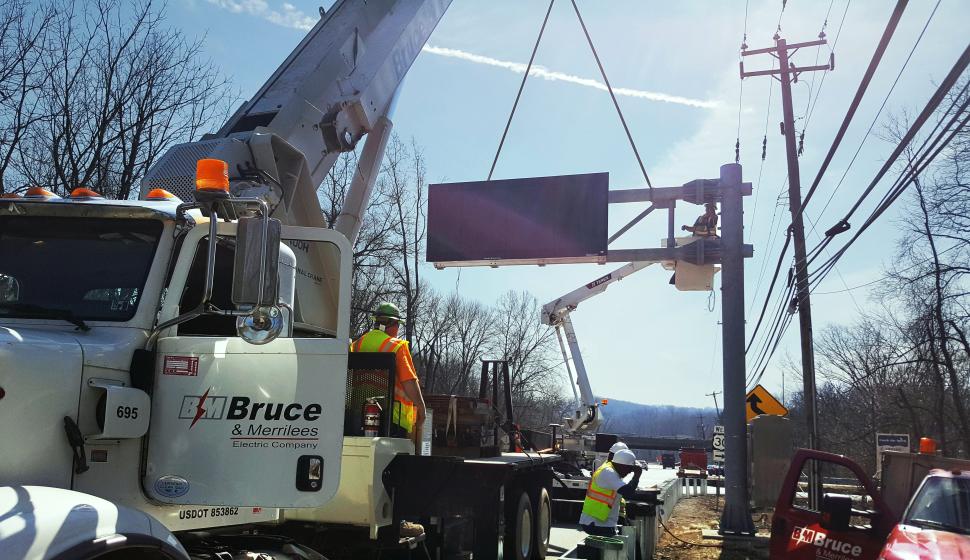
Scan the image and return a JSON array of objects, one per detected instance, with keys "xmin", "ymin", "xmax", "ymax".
[
  {"xmin": 0, "ymin": 0, "xmax": 54, "ymax": 193},
  {"xmin": 4, "ymin": 0, "xmax": 231, "ymax": 199}
]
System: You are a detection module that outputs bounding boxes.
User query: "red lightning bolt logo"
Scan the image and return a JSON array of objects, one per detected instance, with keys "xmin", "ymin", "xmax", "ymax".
[{"xmin": 189, "ymin": 387, "xmax": 212, "ymax": 429}]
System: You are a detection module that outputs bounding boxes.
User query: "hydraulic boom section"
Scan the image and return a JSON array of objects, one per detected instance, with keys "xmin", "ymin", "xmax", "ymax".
[
  {"xmin": 141, "ymin": 0, "xmax": 451, "ymax": 335},
  {"xmin": 542, "ymin": 261, "xmax": 656, "ymax": 433}
]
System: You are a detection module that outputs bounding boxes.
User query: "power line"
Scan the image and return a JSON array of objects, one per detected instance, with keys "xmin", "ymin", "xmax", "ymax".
[
  {"xmin": 812, "ymin": 243, "xmax": 961, "ymax": 295},
  {"xmin": 808, "ymin": 44, "xmax": 970, "ymax": 271},
  {"xmin": 747, "ymin": 0, "xmax": 849, "ymax": 320},
  {"xmin": 746, "ymin": 228, "xmax": 791, "ymax": 353},
  {"xmin": 798, "ymin": 0, "xmax": 909, "ymax": 213},
  {"xmin": 747, "ymin": 180, "xmax": 788, "ymax": 316},
  {"xmin": 810, "ymin": 84, "xmax": 970, "ymax": 289},
  {"xmin": 736, "ymin": 0, "xmax": 749, "ymax": 164},
  {"xmin": 803, "ymin": 0, "xmax": 852, "ymax": 129},
  {"xmin": 746, "ymin": 78, "xmax": 774, "ymax": 242},
  {"xmin": 809, "ymin": 0, "xmax": 942, "ymax": 232}
]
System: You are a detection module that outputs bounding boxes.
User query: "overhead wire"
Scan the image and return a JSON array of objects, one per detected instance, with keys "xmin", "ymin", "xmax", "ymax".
[
  {"xmin": 745, "ymin": 0, "xmax": 844, "ymax": 356},
  {"xmin": 747, "ymin": 179, "xmax": 789, "ymax": 317},
  {"xmin": 811, "ymin": 243, "xmax": 961, "ymax": 295},
  {"xmin": 746, "ymin": 78, "xmax": 774, "ymax": 242},
  {"xmin": 745, "ymin": 228, "xmax": 791, "ymax": 353},
  {"xmin": 736, "ymin": 0, "xmax": 749, "ymax": 164},
  {"xmin": 803, "ymin": 0, "xmax": 852, "ymax": 129},
  {"xmin": 809, "ymin": 0, "xmax": 943, "ymax": 232},
  {"xmin": 797, "ymin": 0, "xmax": 909, "ymax": 214},
  {"xmin": 810, "ymin": 81, "xmax": 970, "ymax": 289},
  {"xmin": 747, "ymin": 281, "xmax": 796, "ymax": 387},
  {"xmin": 808, "ymin": 43, "xmax": 970, "ymax": 268},
  {"xmin": 796, "ymin": 0, "xmax": 837, "ymax": 149},
  {"xmin": 811, "ymin": 89, "xmax": 970, "ymax": 288},
  {"xmin": 746, "ymin": 0, "xmax": 957, "ymax": 385},
  {"xmin": 750, "ymin": 0, "xmax": 939, "ymax": 370}
]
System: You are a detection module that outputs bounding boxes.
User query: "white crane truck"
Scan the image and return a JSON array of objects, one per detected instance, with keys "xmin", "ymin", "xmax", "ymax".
[{"xmin": 0, "ymin": 2, "xmax": 558, "ymax": 559}]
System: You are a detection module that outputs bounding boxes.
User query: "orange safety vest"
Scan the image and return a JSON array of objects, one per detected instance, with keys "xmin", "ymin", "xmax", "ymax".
[
  {"xmin": 349, "ymin": 329, "xmax": 416, "ymax": 433},
  {"xmin": 582, "ymin": 462, "xmax": 619, "ymax": 522}
]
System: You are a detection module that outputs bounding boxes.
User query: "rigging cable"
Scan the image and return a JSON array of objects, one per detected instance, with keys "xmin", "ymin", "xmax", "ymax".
[
  {"xmin": 570, "ymin": 0, "xmax": 653, "ymax": 190},
  {"xmin": 487, "ymin": 0, "xmax": 556, "ymax": 181}
]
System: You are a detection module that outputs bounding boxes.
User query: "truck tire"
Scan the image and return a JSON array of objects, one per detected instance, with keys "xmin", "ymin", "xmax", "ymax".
[
  {"xmin": 532, "ymin": 487, "xmax": 552, "ymax": 559},
  {"xmin": 505, "ymin": 491, "xmax": 533, "ymax": 560}
]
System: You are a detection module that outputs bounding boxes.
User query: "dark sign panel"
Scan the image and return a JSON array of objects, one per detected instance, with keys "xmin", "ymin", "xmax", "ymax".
[{"xmin": 426, "ymin": 173, "xmax": 608, "ymax": 263}]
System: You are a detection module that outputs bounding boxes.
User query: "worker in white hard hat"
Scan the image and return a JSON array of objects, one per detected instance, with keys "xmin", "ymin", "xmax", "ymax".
[
  {"xmin": 608, "ymin": 441, "xmax": 628, "ymax": 462},
  {"xmin": 579, "ymin": 449, "xmax": 643, "ymax": 536},
  {"xmin": 607, "ymin": 441, "xmax": 631, "ymax": 522}
]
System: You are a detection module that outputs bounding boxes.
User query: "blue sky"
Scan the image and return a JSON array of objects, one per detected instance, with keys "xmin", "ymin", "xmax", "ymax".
[{"xmin": 172, "ymin": 0, "xmax": 967, "ymax": 408}]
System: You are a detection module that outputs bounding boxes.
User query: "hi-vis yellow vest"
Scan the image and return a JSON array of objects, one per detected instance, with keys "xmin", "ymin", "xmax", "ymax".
[
  {"xmin": 349, "ymin": 329, "xmax": 416, "ymax": 432},
  {"xmin": 582, "ymin": 462, "xmax": 619, "ymax": 522}
]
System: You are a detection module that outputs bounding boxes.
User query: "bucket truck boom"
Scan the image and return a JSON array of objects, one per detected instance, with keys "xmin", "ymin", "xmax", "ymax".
[{"xmin": 542, "ymin": 261, "xmax": 657, "ymax": 433}]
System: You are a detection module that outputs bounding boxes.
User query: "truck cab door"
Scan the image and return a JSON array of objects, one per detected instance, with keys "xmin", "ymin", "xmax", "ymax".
[
  {"xmin": 144, "ymin": 223, "xmax": 351, "ymax": 508},
  {"xmin": 769, "ymin": 449, "xmax": 895, "ymax": 560}
]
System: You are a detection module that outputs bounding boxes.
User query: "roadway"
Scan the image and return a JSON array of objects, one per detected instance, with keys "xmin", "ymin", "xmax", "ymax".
[{"xmin": 636, "ymin": 462, "xmax": 680, "ymax": 489}]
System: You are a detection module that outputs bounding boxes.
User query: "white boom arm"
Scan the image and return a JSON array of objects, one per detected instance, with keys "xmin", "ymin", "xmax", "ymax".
[
  {"xmin": 542, "ymin": 261, "xmax": 657, "ymax": 432},
  {"xmin": 142, "ymin": 0, "xmax": 451, "ymax": 334}
]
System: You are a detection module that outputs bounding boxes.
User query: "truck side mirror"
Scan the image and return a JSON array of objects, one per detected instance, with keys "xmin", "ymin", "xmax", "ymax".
[
  {"xmin": 232, "ymin": 216, "xmax": 281, "ymax": 307},
  {"xmin": 820, "ymin": 493, "xmax": 852, "ymax": 532}
]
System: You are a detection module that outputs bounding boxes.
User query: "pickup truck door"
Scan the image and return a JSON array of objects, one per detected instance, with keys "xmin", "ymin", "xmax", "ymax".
[
  {"xmin": 770, "ymin": 449, "xmax": 895, "ymax": 560},
  {"xmin": 144, "ymin": 223, "xmax": 350, "ymax": 508}
]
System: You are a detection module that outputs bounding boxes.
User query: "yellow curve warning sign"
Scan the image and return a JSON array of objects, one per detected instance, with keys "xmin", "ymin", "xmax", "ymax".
[{"xmin": 746, "ymin": 384, "xmax": 788, "ymax": 422}]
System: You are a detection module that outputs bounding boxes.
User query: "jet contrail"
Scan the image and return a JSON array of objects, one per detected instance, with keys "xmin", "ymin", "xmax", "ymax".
[
  {"xmin": 206, "ymin": 0, "xmax": 316, "ymax": 31},
  {"xmin": 205, "ymin": 1, "xmax": 717, "ymax": 109},
  {"xmin": 421, "ymin": 45, "xmax": 718, "ymax": 109}
]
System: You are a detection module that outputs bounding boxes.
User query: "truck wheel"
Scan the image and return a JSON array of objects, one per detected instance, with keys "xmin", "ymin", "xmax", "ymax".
[
  {"xmin": 505, "ymin": 491, "xmax": 534, "ymax": 560},
  {"xmin": 532, "ymin": 487, "xmax": 552, "ymax": 559}
]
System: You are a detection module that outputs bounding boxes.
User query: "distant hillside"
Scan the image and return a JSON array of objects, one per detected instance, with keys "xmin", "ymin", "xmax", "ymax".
[{"xmin": 598, "ymin": 398, "xmax": 719, "ymax": 439}]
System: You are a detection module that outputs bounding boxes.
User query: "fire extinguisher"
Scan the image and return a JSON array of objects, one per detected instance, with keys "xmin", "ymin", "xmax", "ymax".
[{"xmin": 363, "ymin": 397, "xmax": 382, "ymax": 437}]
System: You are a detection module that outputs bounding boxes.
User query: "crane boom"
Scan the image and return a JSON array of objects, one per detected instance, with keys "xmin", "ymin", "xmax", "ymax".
[
  {"xmin": 141, "ymin": 0, "xmax": 451, "ymax": 335},
  {"xmin": 542, "ymin": 261, "xmax": 657, "ymax": 432}
]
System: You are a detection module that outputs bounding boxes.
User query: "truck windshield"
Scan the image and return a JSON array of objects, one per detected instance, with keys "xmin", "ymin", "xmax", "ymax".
[
  {"xmin": 904, "ymin": 476, "xmax": 970, "ymax": 535},
  {"xmin": 0, "ymin": 216, "xmax": 162, "ymax": 322}
]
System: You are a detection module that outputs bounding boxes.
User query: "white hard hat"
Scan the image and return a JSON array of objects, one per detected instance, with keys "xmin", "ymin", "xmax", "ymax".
[
  {"xmin": 609, "ymin": 442, "xmax": 629, "ymax": 454},
  {"xmin": 612, "ymin": 449, "xmax": 636, "ymax": 466}
]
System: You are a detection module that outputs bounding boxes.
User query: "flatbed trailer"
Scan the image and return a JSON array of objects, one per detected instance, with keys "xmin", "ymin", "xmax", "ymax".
[{"xmin": 386, "ymin": 452, "xmax": 559, "ymax": 560}]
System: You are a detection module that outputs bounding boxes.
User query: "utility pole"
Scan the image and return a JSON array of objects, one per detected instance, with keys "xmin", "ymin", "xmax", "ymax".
[
  {"xmin": 707, "ymin": 390, "xmax": 722, "ymax": 423},
  {"xmin": 741, "ymin": 36, "xmax": 833, "ymax": 508}
]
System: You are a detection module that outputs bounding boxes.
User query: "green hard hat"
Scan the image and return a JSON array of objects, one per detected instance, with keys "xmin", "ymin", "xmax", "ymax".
[{"xmin": 374, "ymin": 302, "xmax": 403, "ymax": 323}]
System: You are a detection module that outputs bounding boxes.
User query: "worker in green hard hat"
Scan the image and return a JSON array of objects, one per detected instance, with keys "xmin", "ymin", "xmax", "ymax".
[
  {"xmin": 350, "ymin": 302, "xmax": 427, "ymax": 444},
  {"xmin": 350, "ymin": 302, "xmax": 428, "ymax": 539}
]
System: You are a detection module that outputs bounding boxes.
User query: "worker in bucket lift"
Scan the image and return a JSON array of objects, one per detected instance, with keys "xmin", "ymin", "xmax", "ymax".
[
  {"xmin": 671, "ymin": 201, "xmax": 718, "ymax": 285},
  {"xmin": 350, "ymin": 302, "xmax": 428, "ymax": 538},
  {"xmin": 681, "ymin": 201, "xmax": 719, "ymax": 237},
  {"xmin": 580, "ymin": 449, "xmax": 643, "ymax": 536}
]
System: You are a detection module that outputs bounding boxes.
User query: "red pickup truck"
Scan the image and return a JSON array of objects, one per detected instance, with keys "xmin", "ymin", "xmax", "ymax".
[{"xmin": 769, "ymin": 447, "xmax": 970, "ymax": 560}]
